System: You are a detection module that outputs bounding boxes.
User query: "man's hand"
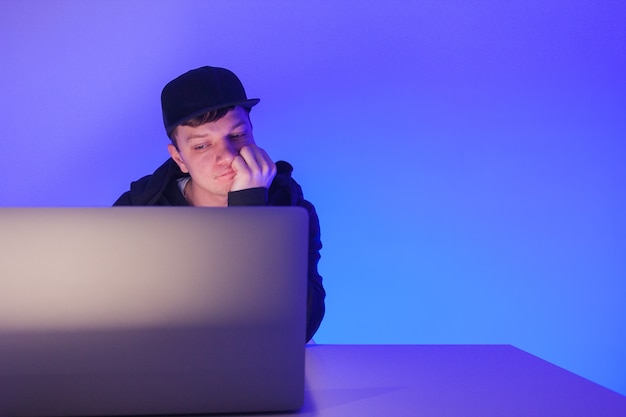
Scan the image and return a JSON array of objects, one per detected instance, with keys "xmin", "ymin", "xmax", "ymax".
[{"xmin": 230, "ymin": 144, "xmax": 277, "ymax": 192}]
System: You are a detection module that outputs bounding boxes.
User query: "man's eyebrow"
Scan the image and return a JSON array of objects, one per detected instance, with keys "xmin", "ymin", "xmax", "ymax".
[
  {"xmin": 230, "ymin": 121, "xmax": 247, "ymax": 131},
  {"xmin": 184, "ymin": 133, "xmax": 209, "ymax": 142}
]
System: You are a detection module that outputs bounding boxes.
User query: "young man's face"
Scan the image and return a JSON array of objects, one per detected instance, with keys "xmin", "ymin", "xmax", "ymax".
[{"xmin": 168, "ymin": 106, "xmax": 255, "ymax": 206}]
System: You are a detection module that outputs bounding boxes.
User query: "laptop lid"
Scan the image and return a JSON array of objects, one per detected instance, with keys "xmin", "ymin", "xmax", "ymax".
[{"xmin": 0, "ymin": 207, "xmax": 308, "ymax": 416}]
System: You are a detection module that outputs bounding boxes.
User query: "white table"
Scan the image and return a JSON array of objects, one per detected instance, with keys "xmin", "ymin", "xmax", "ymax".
[{"xmin": 229, "ymin": 344, "xmax": 626, "ymax": 417}]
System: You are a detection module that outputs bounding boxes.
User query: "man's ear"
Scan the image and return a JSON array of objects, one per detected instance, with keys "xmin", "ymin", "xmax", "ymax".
[{"xmin": 168, "ymin": 144, "xmax": 189, "ymax": 174}]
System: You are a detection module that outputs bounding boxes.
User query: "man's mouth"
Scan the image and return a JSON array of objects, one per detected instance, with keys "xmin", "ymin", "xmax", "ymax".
[{"xmin": 215, "ymin": 169, "xmax": 235, "ymax": 179}]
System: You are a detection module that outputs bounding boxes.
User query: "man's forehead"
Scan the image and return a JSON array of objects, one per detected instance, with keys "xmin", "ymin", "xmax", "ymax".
[{"xmin": 178, "ymin": 108, "xmax": 251, "ymax": 140}]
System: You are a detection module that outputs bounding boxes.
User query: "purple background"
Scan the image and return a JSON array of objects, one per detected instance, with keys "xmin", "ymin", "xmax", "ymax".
[{"xmin": 1, "ymin": 1, "xmax": 625, "ymax": 396}]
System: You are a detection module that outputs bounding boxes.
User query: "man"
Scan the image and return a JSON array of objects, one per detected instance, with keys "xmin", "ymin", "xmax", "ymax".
[{"xmin": 114, "ymin": 66, "xmax": 325, "ymax": 341}]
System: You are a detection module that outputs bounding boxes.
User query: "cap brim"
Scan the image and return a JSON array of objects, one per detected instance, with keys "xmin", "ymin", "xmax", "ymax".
[{"xmin": 166, "ymin": 98, "xmax": 260, "ymax": 134}]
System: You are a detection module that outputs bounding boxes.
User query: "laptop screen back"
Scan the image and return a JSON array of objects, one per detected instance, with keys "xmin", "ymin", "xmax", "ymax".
[{"xmin": 0, "ymin": 207, "xmax": 308, "ymax": 416}]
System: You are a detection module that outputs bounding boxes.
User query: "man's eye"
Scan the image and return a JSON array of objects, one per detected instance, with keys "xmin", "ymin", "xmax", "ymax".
[
  {"xmin": 194, "ymin": 143, "xmax": 209, "ymax": 150},
  {"xmin": 229, "ymin": 133, "xmax": 246, "ymax": 141}
]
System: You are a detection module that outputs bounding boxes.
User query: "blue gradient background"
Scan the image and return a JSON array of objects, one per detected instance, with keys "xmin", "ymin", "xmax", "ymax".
[{"xmin": 1, "ymin": 0, "xmax": 625, "ymax": 396}]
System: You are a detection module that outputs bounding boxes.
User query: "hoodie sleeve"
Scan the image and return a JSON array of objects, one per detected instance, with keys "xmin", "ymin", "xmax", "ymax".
[
  {"xmin": 227, "ymin": 187, "xmax": 268, "ymax": 206},
  {"xmin": 268, "ymin": 161, "xmax": 326, "ymax": 342},
  {"xmin": 301, "ymin": 198, "xmax": 326, "ymax": 342}
]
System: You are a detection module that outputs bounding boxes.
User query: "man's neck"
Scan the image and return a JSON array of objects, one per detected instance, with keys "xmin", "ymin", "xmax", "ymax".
[{"xmin": 185, "ymin": 180, "xmax": 228, "ymax": 207}]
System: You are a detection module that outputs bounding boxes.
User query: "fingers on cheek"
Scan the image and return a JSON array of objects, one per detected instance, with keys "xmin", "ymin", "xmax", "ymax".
[
  {"xmin": 250, "ymin": 147, "xmax": 265, "ymax": 168},
  {"xmin": 231, "ymin": 155, "xmax": 248, "ymax": 173},
  {"xmin": 257, "ymin": 149, "xmax": 274, "ymax": 174},
  {"xmin": 243, "ymin": 147, "xmax": 262, "ymax": 170},
  {"xmin": 258, "ymin": 157, "xmax": 270, "ymax": 172},
  {"xmin": 267, "ymin": 161, "xmax": 277, "ymax": 176}
]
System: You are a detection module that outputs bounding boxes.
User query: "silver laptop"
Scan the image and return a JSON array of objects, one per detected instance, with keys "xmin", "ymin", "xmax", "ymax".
[{"xmin": 0, "ymin": 207, "xmax": 308, "ymax": 416}]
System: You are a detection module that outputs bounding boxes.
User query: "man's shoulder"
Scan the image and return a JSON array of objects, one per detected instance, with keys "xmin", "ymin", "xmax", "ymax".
[
  {"xmin": 269, "ymin": 160, "xmax": 305, "ymax": 206},
  {"xmin": 275, "ymin": 160, "xmax": 294, "ymax": 176},
  {"xmin": 114, "ymin": 159, "xmax": 185, "ymax": 206}
]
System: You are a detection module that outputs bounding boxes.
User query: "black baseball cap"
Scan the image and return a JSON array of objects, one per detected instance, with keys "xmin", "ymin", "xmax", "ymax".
[{"xmin": 161, "ymin": 66, "xmax": 260, "ymax": 134}]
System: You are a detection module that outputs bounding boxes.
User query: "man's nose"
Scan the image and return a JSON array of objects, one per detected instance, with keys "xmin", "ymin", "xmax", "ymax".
[{"xmin": 215, "ymin": 137, "xmax": 236, "ymax": 161}]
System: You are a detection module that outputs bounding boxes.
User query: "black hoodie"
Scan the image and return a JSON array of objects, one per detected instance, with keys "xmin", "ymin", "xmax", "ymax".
[{"xmin": 114, "ymin": 159, "xmax": 326, "ymax": 341}]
